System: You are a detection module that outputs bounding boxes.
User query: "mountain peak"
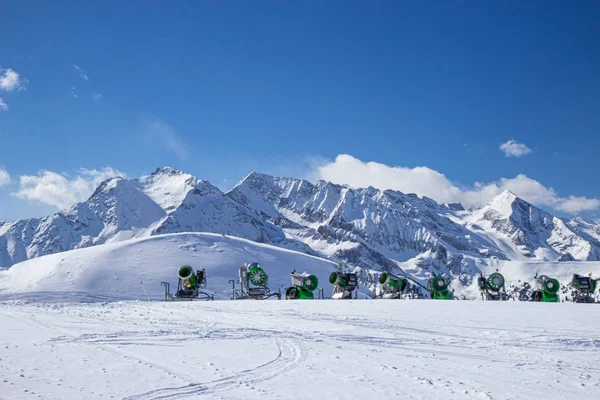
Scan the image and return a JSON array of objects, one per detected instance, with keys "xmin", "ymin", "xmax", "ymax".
[{"xmin": 152, "ymin": 166, "xmax": 183, "ymax": 176}]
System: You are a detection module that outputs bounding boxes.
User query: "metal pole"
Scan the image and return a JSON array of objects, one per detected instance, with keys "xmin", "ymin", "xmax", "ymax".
[{"xmin": 141, "ymin": 281, "xmax": 150, "ymax": 301}]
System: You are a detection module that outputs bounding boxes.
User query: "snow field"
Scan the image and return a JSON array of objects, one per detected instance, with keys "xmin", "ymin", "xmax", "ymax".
[{"xmin": 1, "ymin": 300, "xmax": 599, "ymax": 400}]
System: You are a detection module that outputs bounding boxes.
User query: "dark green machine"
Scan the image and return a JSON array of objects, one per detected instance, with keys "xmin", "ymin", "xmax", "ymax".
[
  {"xmin": 478, "ymin": 270, "xmax": 508, "ymax": 300},
  {"xmin": 161, "ymin": 265, "xmax": 214, "ymax": 301},
  {"xmin": 286, "ymin": 269, "xmax": 319, "ymax": 299},
  {"xmin": 377, "ymin": 272, "xmax": 408, "ymax": 299},
  {"xmin": 531, "ymin": 273, "xmax": 560, "ymax": 302},
  {"xmin": 329, "ymin": 271, "xmax": 359, "ymax": 299},
  {"xmin": 570, "ymin": 273, "xmax": 599, "ymax": 303},
  {"xmin": 427, "ymin": 273, "xmax": 453, "ymax": 300},
  {"xmin": 231, "ymin": 262, "xmax": 281, "ymax": 300}
]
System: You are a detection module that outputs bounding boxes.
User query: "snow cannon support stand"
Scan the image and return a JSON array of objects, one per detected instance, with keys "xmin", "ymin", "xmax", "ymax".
[
  {"xmin": 427, "ymin": 272, "xmax": 453, "ymax": 300},
  {"xmin": 570, "ymin": 273, "xmax": 599, "ymax": 303},
  {"xmin": 329, "ymin": 270, "xmax": 358, "ymax": 299},
  {"xmin": 161, "ymin": 265, "xmax": 214, "ymax": 301},
  {"xmin": 531, "ymin": 273, "xmax": 560, "ymax": 302},
  {"xmin": 477, "ymin": 270, "xmax": 507, "ymax": 301},
  {"xmin": 285, "ymin": 269, "xmax": 319, "ymax": 299},
  {"xmin": 231, "ymin": 263, "xmax": 281, "ymax": 300},
  {"xmin": 376, "ymin": 272, "xmax": 408, "ymax": 299}
]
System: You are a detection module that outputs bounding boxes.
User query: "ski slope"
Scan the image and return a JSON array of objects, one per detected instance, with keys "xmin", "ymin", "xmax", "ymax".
[
  {"xmin": 1, "ymin": 300, "xmax": 599, "ymax": 400},
  {"xmin": 0, "ymin": 233, "xmax": 337, "ymax": 301}
]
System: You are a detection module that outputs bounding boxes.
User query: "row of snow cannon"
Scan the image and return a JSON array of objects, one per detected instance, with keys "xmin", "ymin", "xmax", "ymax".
[{"xmin": 166, "ymin": 264, "xmax": 599, "ymax": 302}]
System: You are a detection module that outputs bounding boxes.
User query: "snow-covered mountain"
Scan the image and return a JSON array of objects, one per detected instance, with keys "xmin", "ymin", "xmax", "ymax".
[
  {"xmin": 468, "ymin": 190, "xmax": 600, "ymax": 261},
  {"xmin": 227, "ymin": 172, "xmax": 502, "ymax": 273},
  {"xmin": 2, "ymin": 167, "xmax": 600, "ymax": 275},
  {"xmin": 0, "ymin": 168, "xmax": 285, "ymax": 268}
]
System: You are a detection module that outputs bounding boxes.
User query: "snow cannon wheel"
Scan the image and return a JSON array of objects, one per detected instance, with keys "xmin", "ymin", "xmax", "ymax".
[
  {"xmin": 487, "ymin": 272, "xmax": 505, "ymax": 292},
  {"xmin": 432, "ymin": 275, "xmax": 449, "ymax": 292},
  {"xmin": 544, "ymin": 278, "xmax": 560, "ymax": 294},
  {"xmin": 248, "ymin": 266, "xmax": 268, "ymax": 286},
  {"xmin": 178, "ymin": 265, "xmax": 197, "ymax": 288},
  {"xmin": 303, "ymin": 274, "xmax": 319, "ymax": 292},
  {"xmin": 286, "ymin": 286, "xmax": 299, "ymax": 300}
]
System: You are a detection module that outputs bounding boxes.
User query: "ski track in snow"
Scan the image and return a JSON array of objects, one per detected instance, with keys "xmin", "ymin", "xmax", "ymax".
[{"xmin": 1, "ymin": 300, "xmax": 600, "ymax": 400}]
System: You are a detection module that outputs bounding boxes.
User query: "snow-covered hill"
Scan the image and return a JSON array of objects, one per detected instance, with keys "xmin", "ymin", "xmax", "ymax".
[{"xmin": 0, "ymin": 233, "xmax": 336, "ymax": 300}]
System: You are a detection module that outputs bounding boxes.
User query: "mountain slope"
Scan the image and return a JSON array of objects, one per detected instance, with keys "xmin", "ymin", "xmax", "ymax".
[
  {"xmin": 227, "ymin": 172, "xmax": 502, "ymax": 273},
  {"xmin": 0, "ymin": 177, "xmax": 165, "ymax": 267},
  {"xmin": 469, "ymin": 191, "xmax": 600, "ymax": 261}
]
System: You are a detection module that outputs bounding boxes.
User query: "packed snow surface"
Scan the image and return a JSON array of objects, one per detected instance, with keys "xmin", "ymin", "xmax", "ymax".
[{"xmin": 1, "ymin": 300, "xmax": 599, "ymax": 400}]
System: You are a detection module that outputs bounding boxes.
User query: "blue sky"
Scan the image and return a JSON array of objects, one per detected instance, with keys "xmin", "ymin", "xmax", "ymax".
[{"xmin": 1, "ymin": 1, "xmax": 600, "ymax": 220}]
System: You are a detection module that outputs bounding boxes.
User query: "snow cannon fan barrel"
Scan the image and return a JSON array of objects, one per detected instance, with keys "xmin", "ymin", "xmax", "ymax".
[
  {"xmin": 286, "ymin": 271, "xmax": 319, "ymax": 299},
  {"xmin": 329, "ymin": 271, "xmax": 357, "ymax": 289},
  {"xmin": 486, "ymin": 272, "xmax": 505, "ymax": 292},
  {"xmin": 330, "ymin": 271, "xmax": 359, "ymax": 299},
  {"xmin": 379, "ymin": 272, "xmax": 408, "ymax": 292},
  {"xmin": 428, "ymin": 275, "xmax": 452, "ymax": 300},
  {"xmin": 178, "ymin": 265, "xmax": 197, "ymax": 289},
  {"xmin": 247, "ymin": 263, "xmax": 268, "ymax": 287},
  {"xmin": 532, "ymin": 274, "xmax": 560, "ymax": 302}
]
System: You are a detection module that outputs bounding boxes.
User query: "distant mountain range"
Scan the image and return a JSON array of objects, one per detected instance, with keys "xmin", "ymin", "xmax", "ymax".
[{"xmin": 2, "ymin": 167, "xmax": 600, "ymax": 276}]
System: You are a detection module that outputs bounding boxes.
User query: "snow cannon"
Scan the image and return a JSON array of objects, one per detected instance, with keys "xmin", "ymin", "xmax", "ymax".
[
  {"xmin": 330, "ymin": 271, "xmax": 358, "ymax": 299},
  {"xmin": 377, "ymin": 272, "xmax": 408, "ymax": 299},
  {"xmin": 160, "ymin": 265, "xmax": 213, "ymax": 301},
  {"xmin": 570, "ymin": 273, "xmax": 599, "ymax": 303},
  {"xmin": 231, "ymin": 263, "xmax": 281, "ymax": 300},
  {"xmin": 179, "ymin": 265, "xmax": 198, "ymax": 289},
  {"xmin": 427, "ymin": 274, "xmax": 452, "ymax": 300},
  {"xmin": 531, "ymin": 273, "xmax": 560, "ymax": 302},
  {"xmin": 477, "ymin": 270, "xmax": 507, "ymax": 300},
  {"xmin": 285, "ymin": 269, "xmax": 319, "ymax": 299}
]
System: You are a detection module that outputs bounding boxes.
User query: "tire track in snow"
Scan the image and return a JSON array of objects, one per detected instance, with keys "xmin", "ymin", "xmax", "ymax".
[{"xmin": 122, "ymin": 337, "xmax": 303, "ymax": 400}]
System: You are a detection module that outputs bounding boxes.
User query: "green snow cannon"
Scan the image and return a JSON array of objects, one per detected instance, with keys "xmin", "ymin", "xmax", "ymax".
[
  {"xmin": 178, "ymin": 265, "xmax": 197, "ymax": 289},
  {"xmin": 486, "ymin": 272, "xmax": 505, "ymax": 292},
  {"xmin": 477, "ymin": 270, "xmax": 508, "ymax": 300},
  {"xmin": 329, "ymin": 271, "xmax": 358, "ymax": 299},
  {"xmin": 428, "ymin": 275, "xmax": 452, "ymax": 300},
  {"xmin": 286, "ymin": 270, "xmax": 319, "ymax": 300},
  {"xmin": 329, "ymin": 271, "xmax": 357, "ymax": 288},
  {"xmin": 378, "ymin": 272, "xmax": 408, "ymax": 298},
  {"xmin": 247, "ymin": 263, "xmax": 268, "ymax": 287},
  {"xmin": 532, "ymin": 274, "xmax": 560, "ymax": 302},
  {"xmin": 570, "ymin": 273, "xmax": 599, "ymax": 303}
]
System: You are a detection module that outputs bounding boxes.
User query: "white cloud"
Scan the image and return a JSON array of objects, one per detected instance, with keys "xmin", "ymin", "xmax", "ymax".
[
  {"xmin": 554, "ymin": 196, "xmax": 600, "ymax": 214},
  {"xmin": 313, "ymin": 154, "xmax": 600, "ymax": 214},
  {"xmin": 0, "ymin": 68, "xmax": 26, "ymax": 91},
  {"xmin": 0, "ymin": 97, "xmax": 7, "ymax": 111},
  {"xmin": 92, "ymin": 92, "xmax": 102, "ymax": 101},
  {"xmin": 13, "ymin": 167, "xmax": 125, "ymax": 210},
  {"xmin": 70, "ymin": 86, "xmax": 78, "ymax": 98},
  {"xmin": 499, "ymin": 140, "xmax": 532, "ymax": 157},
  {"xmin": 0, "ymin": 167, "xmax": 10, "ymax": 187},
  {"xmin": 145, "ymin": 118, "xmax": 189, "ymax": 161},
  {"xmin": 73, "ymin": 65, "xmax": 89, "ymax": 80}
]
